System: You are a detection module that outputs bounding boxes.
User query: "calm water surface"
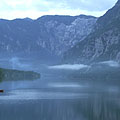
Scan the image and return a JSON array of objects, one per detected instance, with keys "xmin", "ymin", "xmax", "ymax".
[{"xmin": 0, "ymin": 59, "xmax": 120, "ymax": 120}]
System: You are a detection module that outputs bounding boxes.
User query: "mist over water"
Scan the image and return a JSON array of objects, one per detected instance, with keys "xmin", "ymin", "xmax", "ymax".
[
  {"xmin": 48, "ymin": 61, "xmax": 120, "ymax": 72},
  {"xmin": 0, "ymin": 58, "xmax": 120, "ymax": 120},
  {"xmin": 99, "ymin": 60, "xmax": 119, "ymax": 67},
  {"xmin": 9, "ymin": 57, "xmax": 30, "ymax": 69},
  {"xmin": 48, "ymin": 64, "xmax": 90, "ymax": 70},
  {"xmin": 48, "ymin": 83, "xmax": 83, "ymax": 88}
]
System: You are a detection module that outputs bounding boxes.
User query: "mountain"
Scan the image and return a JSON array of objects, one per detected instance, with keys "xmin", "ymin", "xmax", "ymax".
[
  {"xmin": 63, "ymin": 0, "xmax": 120, "ymax": 64},
  {"xmin": 0, "ymin": 15, "xmax": 97, "ymax": 61}
]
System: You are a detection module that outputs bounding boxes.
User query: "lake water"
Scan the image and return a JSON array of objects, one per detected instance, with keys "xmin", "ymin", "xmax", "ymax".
[{"xmin": 0, "ymin": 59, "xmax": 120, "ymax": 120}]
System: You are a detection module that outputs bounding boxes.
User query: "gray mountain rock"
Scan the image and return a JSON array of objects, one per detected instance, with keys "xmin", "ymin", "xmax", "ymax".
[
  {"xmin": 0, "ymin": 15, "xmax": 97, "ymax": 60},
  {"xmin": 63, "ymin": 0, "xmax": 120, "ymax": 64}
]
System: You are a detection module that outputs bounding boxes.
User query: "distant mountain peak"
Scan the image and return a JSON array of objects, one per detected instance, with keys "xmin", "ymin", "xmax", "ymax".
[
  {"xmin": 116, "ymin": 0, "xmax": 120, "ymax": 5},
  {"xmin": 0, "ymin": 14, "xmax": 97, "ymax": 60},
  {"xmin": 36, "ymin": 14, "xmax": 96, "ymax": 26}
]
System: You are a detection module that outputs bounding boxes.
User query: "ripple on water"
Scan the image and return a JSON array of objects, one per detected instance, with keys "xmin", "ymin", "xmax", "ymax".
[{"xmin": 0, "ymin": 89, "xmax": 89, "ymax": 102}]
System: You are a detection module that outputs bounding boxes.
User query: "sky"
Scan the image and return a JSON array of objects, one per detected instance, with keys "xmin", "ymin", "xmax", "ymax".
[{"xmin": 0, "ymin": 0, "xmax": 118, "ymax": 20}]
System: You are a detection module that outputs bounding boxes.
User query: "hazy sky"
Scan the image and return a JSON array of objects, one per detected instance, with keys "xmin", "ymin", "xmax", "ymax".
[{"xmin": 0, "ymin": 0, "xmax": 117, "ymax": 20}]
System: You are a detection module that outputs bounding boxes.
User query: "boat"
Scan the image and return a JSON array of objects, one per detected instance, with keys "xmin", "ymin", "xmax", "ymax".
[{"xmin": 0, "ymin": 90, "xmax": 4, "ymax": 92}]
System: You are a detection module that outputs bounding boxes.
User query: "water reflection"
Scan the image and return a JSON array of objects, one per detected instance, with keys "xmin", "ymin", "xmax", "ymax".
[
  {"xmin": 0, "ymin": 90, "xmax": 120, "ymax": 120},
  {"xmin": 0, "ymin": 60, "xmax": 120, "ymax": 120},
  {"xmin": 74, "ymin": 93, "xmax": 120, "ymax": 120}
]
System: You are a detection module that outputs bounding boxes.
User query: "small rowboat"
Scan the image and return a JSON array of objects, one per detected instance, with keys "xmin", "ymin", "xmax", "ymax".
[{"xmin": 0, "ymin": 90, "xmax": 4, "ymax": 93}]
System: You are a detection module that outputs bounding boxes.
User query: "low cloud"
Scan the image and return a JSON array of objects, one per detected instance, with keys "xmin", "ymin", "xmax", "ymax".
[
  {"xmin": 99, "ymin": 61, "xmax": 119, "ymax": 67},
  {"xmin": 48, "ymin": 64, "xmax": 89, "ymax": 70}
]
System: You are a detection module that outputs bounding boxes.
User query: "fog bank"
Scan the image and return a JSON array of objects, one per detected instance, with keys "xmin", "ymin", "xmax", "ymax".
[{"xmin": 48, "ymin": 64, "xmax": 89, "ymax": 70}]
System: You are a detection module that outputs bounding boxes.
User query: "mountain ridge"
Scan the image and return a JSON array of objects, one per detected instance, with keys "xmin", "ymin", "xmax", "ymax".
[
  {"xmin": 63, "ymin": 0, "xmax": 120, "ymax": 64},
  {"xmin": 0, "ymin": 14, "xmax": 97, "ymax": 61}
]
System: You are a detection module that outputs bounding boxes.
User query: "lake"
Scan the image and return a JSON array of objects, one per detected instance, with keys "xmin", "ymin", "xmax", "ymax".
[{"xmin": 0, "ymin": 58, "xmax": 120, "ymax": 120}]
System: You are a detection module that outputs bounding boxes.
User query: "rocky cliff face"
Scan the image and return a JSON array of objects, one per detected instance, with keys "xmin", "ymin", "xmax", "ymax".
[
  {"xmin": 63, "ymin": 0, "xmax": 120, "ymax": 64},
  {"xmin": 0, "ymin": 15, "xmax": 97, "ymax": 59}
]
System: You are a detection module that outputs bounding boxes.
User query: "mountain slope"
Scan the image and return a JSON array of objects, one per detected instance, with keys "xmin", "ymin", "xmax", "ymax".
[
  {"xmin": 0, "ymin": 15, "xmax": 97, "ymax": 59},
  {"xmin": 63, "ymin": 0, "xmax": 120, "ymax": 64}
]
